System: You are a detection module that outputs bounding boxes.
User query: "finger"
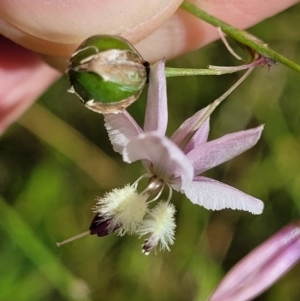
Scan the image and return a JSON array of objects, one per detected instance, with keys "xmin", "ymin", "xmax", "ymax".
[
  {"xmin": 0, "ymin": 0, "xmax": 297, "ymax": 68},
  {"xmin": 0, "ymin": 0, "xmax": 183, "ymax": 57},
  {"xmin": 0, "ymin": 36, "xmax": 59, "ymax": 134}
]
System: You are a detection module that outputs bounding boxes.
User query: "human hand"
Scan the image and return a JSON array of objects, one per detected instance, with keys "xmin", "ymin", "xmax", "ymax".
[{"xmin": 0, "ymin": 0, "xmax": 298, "ymax": 134}]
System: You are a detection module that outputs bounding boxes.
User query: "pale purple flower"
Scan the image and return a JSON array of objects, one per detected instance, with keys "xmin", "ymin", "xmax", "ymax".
[
  {"xmin": 208, "ymin": 221, "xmax": 300, "ymax": 301},
  {"xmin": 57, "ymin": 59, "xmax": 265, "ymax": 254},
  {"xmin": 104, "ymin": 59, "xmax": 264, "ymax": 215}
]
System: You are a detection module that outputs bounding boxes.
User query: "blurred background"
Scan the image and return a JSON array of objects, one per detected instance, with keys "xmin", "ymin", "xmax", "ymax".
[{"xmin": 1, "ymin": 4, "xmax": 300, "ymax": 301}]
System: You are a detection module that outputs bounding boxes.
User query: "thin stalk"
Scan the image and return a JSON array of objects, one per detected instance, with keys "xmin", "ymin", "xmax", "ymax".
[
  {"xmin": 178, "ymin": 68, "xmax": 253, "ymax": 149},
  {"xmin": 180, "ymin": 1, "xmax": 300, "ymax": 74},
  {"xmin": 56, "ymin": 231, "xmax": 90, "ymax": 247},
  {"xmin": 193, "ymin": 68, "xmax": 253, "ymax": 130},
  {"xmin": 165, "ymin": 67, "xmax": 236, "ymax": 77}
]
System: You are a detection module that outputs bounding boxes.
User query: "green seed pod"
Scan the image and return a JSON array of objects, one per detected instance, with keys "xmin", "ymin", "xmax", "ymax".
[{"xmin": 68, "ymin": 35, "xmax": 150, "ymax": 114}]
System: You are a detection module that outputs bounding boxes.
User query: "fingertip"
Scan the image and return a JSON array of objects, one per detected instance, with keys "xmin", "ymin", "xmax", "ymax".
[
  {"xmin": 0, "ymin": 0, "xmax": 183, "ymax": 57},
  {"xmin": 0, "ymin": 36, "xmax": 59, "ymax": 134}
]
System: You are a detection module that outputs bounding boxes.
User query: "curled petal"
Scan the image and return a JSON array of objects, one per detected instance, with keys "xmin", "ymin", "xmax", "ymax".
[
  {"xmin": 104, "ymin": 110, "xmax": 142, "ymax": 154},
  {"xmin": 170, "ymin": 106, "xmax": 210, "ymax": 153},
  {"xmin": 187, "ymin": 125, "xmax": 264, "ymax": 175},
  {"xmin": 209, "ymin": 221, "xmax": 300, "ymax": 301},
  {"xmin": 182, "ymin": 176, "xmax": 263, "ymax": 214},
  {"xmin": 123, "ymin": 132, "xmax": 194, "ymax": 190},
  {"xmin": 143, "ymin": 59, "xmax": 168, "ymax": 135}
]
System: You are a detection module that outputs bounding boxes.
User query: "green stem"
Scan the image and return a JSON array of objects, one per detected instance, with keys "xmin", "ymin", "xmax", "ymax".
[
  {"xmin": 180, "ymin": 1, "xmax": 300, "ymax": 74},
  {"xmin": 164, "ymin": 67, "xmax": 235, "ymax": 77}
]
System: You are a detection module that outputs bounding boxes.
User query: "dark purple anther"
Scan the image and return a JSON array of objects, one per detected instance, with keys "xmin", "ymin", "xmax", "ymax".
[{"xmin": 89, "ymin": 215, "xmax": 119, "ymax": 237}]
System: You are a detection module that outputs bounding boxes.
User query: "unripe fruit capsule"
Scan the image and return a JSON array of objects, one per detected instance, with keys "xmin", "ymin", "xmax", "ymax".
[{"xmin": 68, "ymin": 35, "xmax": 150, "ymax": 114}]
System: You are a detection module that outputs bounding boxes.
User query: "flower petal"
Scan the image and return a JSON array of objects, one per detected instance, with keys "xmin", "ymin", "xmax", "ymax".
[
  {"xmin": 187, "ymin": 125, "xmax": 264, "ymax": 175},
  {"xmin": 208, "ymin": 221, "xmax": 300, "ymax": 301},
  {"xmin": 123, "ymin": 132, "xmax": 194, "ymax": 189},
  {"xmin": 181, "ymin": 176, "xmax": 263, "ymax": 214},
  {"xmin": 170, "ymin": 106, "xmax": 210, "ymax": 153},
  {"xmin": 143, "ymin": 59, "xmax": 168, "ymax": 135},
  {"xmin": 104, "ymin": 110, "xmax": 142, "ymax": 154}
]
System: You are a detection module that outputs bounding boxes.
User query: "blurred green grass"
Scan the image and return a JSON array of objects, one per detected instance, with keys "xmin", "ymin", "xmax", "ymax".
[{"xmin": 1, "ymin": 4, "xmax": 300, "ymax": 301}]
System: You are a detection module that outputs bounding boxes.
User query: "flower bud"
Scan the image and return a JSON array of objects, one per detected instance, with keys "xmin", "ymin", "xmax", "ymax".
[{"xmin": 68, "ymin": 35, "xmax": 150, "ymax": 113}]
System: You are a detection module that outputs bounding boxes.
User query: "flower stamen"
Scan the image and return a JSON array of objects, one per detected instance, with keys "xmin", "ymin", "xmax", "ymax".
[
  {"xmin": 166, "ymin": 184, "xmax": 173, "ymax": 203},
  {"xmin": 137, "ymin": 201, "xmax": 176, "ymax": 255},
  {"xmin": 56, "ymin": 231, "xmax": 90, "ymax": 247},
  {"xmin": 93, "ymin": 184, "xmax": 148, "ymax": 235}
]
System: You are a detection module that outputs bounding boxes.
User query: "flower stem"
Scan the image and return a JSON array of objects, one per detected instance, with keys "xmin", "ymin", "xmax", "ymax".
[
  {"xmin": 193, "ymin": 68, "xmax": 254, "ymax": 130},
  {"xmin": 165, "ymin": 56, "xmax": 266, "ymax": 77},
  {"xmin": 178, "ymin": 68, "xmax": 253, "ymax": 149},
  {"xmin": 180, "ymin": 1, "xmax": 300, "ymax": 74},
  {"xmin": 164, "ymin": 67, "xmax": 235, "ymax": 77}
]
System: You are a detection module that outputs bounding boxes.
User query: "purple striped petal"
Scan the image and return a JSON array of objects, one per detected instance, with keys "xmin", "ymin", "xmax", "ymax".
[
  {"xmin": 143, "ymin": 59, "xmax": 168, "ymax": 135},
  {"xmin": 187, "ymin": 125, "xmax": 264, "ymax": 175},
  {"xmin": 181, "ymin": 176, "xmax": 263, "ymax": 214},
  {"xmin": 170, "ymin": 106, "xmax": 210, "ymax": 154},
  {"xmin": 123, "ymin": 132, "xmax": 194, "ymax": 190},
  {"xmin": 209, "ymin": 221, "xmax": 300, "ymax": 301},
  {"xmin": 104, "ymin": 110, "xmax": 142, "ymax": 154}
]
